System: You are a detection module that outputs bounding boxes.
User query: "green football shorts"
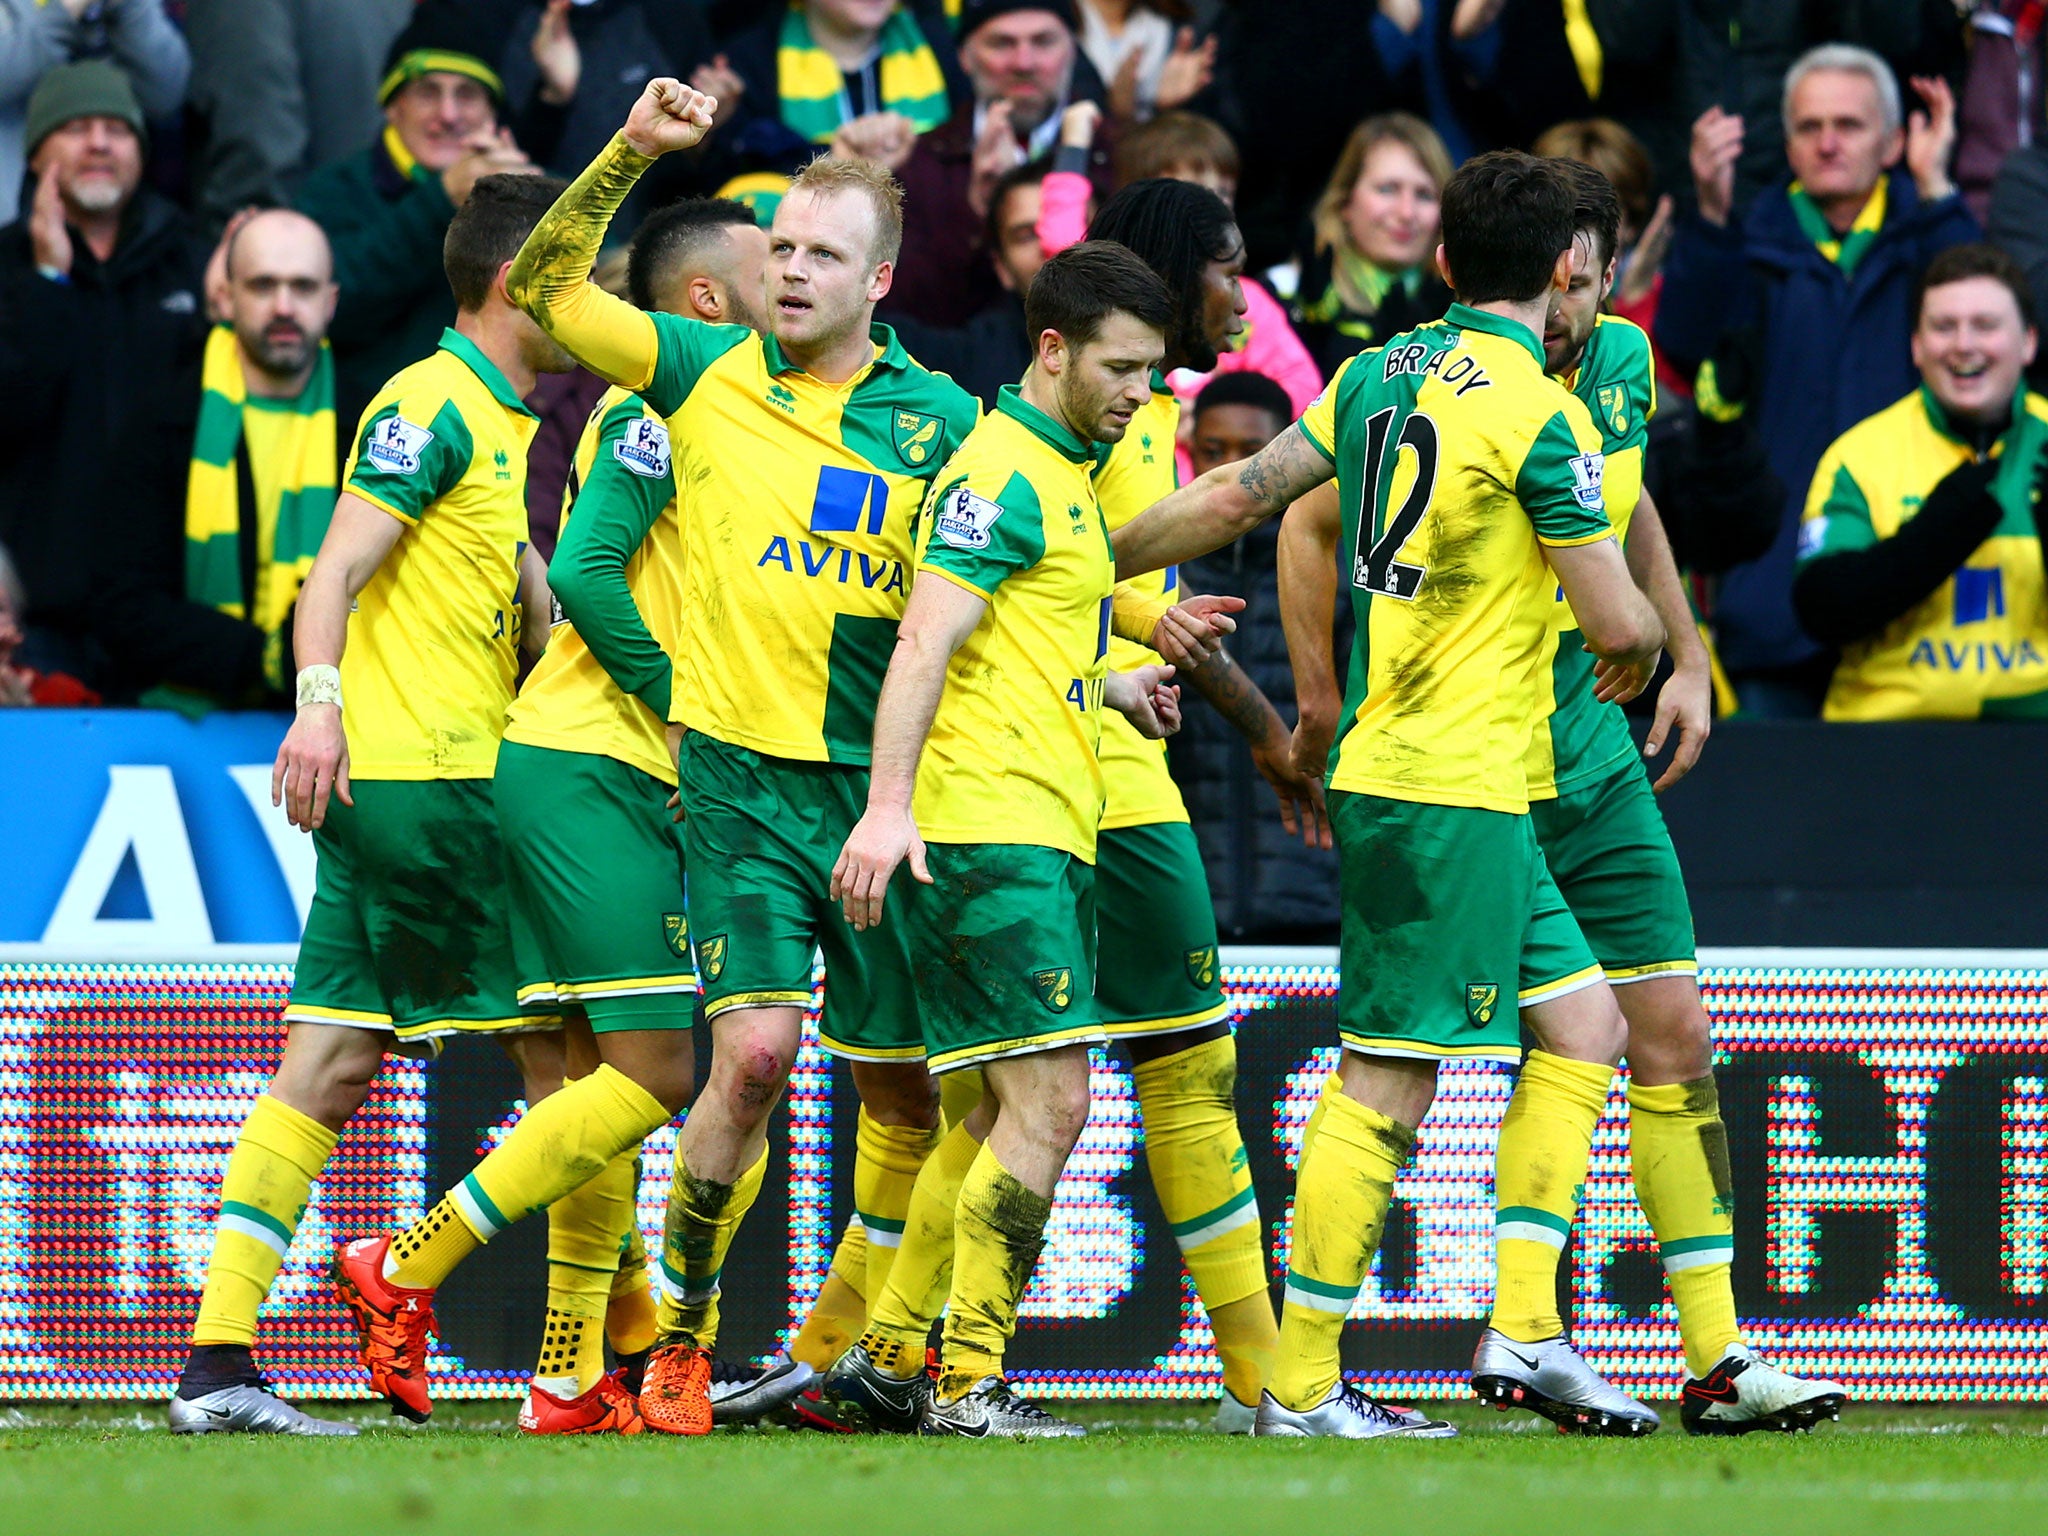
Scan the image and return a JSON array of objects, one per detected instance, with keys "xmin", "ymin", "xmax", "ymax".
[
  {"xmin": 1331, "ymin": 791, "xmax": 1601, "ymax": 1063},
  {"xmin": 900, "ymin": 842, "xmax": 1105, "ymax": 1074},
  {"xmin": 1094, "ymin": 821, "xmax": 1229, "ymax": 1038},
  {"xmin": 493, "ymin": 739, "xmax": 697, "ymax": 1031},
  {"xmin": 1529, "ymin": 758, "xmax": 1697, "ymax": 985},
  {"xmin": 679, "ymin": 733, "xmax": 922, "ymax": 1061},
  {"xmin": 285, "ymin": 777, "xmax": 547, "ymax": 1047}
]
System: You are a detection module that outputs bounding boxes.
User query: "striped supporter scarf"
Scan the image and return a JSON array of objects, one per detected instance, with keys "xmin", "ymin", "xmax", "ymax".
[
  {"xmin": 184, "ymin": 324, "xmax": 337, "ymax": 638},
  {"xmin": 777, "ymin": 2, "xmax": 950, "ymax": 144}
]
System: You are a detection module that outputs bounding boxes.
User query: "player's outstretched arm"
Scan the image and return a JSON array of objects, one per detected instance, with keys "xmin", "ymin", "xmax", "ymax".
[
  {"xmin": 1276, "ymin": 480, "xmax": 1344, "ymax": 782},
  {"xmin": 1104, "ymin": 664, "xmax": 1180, "ymax": 739},
  {"xmin": 505, "ymin": 79, "xmax": 719, "ymax": 388},
  {"xmin": 1546, "ymin": 535, "xmax": 1666, "ymax": 705},
  {"xmin": 832, "ymin": 572, "xmax": 989, "ymax": 932},
  {"xmin": 1618, "ymin": 489, "xmax": 1712, "ymax": 791},
  {"xmin": 271, "ymin": 493, "xmax": 407, "ymax": 833},
  {"xmin": 1113, "ymin": 423, "xmax": 1334, "ymax": 580}
]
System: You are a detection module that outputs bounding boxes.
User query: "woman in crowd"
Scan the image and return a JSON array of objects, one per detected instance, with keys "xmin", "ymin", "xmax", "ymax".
[{"xmin": 1290, "ymin": 111, "xmax": 1453, "ymax": 376}]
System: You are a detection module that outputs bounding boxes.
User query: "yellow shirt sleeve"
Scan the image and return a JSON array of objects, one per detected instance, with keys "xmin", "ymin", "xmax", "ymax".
[
  {"xmin": 1296, "ymin": 355, "xmax": 1355, "ymax": 460},
  {"xmin": 506, "ymin": 133, "xmax": 661, "ymax": 391}
]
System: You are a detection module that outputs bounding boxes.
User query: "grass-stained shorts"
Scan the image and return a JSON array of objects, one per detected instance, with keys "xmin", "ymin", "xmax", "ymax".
[
  {"xmin": 493, "ymin": 739, "xmax": 697, "ymax": 1031},
  {"xmin": 1529, "ymin": 758, "xmax": 1697, "ymax": 985},
  {"xmin": 1095, "ymin": 821, "xmax": 1229, "ymax": 1038},
  {"xmin": 285, "ymin": 778, "xmax": 548, "ymax": 1046},
  {"xmin": 900, "ymin": 842, "xmax": 1106, "ymax": 1074},
  {"xmin": 1331, "ymin": 791, "xmax": 1601, "ymax": 1063},
  {"xmin": 680, "ymin": 733, "xmax": 922, "ymax": 1061}
]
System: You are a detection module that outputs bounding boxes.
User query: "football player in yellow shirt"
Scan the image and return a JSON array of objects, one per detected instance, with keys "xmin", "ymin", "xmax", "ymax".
[
  {"xmin": 1116, "ymin": 153, "xmax": 1671, "ymax": 1438},
  {"xmin": 172, "ymin": 176, "xmax": 582, "ymax": 1433},
  {"xmin": 829, "ymin": 242, "xmax": 1184, "ymax": 1436},
  {"xmin": 502, "ymin": 82, "xmax": 993, "ymax": 1434}
]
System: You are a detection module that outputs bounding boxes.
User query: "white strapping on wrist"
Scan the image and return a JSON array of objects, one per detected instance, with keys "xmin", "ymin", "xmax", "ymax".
[{"xmin": 296, "ymin": 664, "xmax": 342, "ymax": 710}]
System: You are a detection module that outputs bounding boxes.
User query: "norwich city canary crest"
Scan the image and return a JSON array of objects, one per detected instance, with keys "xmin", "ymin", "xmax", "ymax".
[
  {"xmin": 1596, "ymin": 384, "xmax": 1628, "ymax": 436},
  {"xmin": 663, "ymin": 912, "xmax": 690, "ymax": 958},
  {"xmin": 894, "ymin": 410, "xmax": 941, "ymax": 466},
  {"xmin": 1032, "ymin": 966, "xmax": 1074, "ymax": 1013},
  {"xmin": 699, "ymin": 933, "xmax": 727, "ymax": 982},
  {"xmin": 1466, "ymin": 982, "xmax": 1499, "ymax": 1026},
  {"xmin": 1185, "ymin": 945, "xmax": 1218, "ymax": 988}
]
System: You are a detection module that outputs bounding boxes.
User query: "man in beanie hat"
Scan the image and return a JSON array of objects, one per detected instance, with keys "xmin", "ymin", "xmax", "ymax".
[
  {"xmin": 0, "ymin": 0, "xmax": 189, "ymax": 225},
  {"xmin": 0, "ymin": 56, "xmax": 211, "ymax": 689},
  {"xmin": 888, "ymin": 0, "xmax": 1112, "ymax": 327},
  {"xmin": 296, "ymin": 0, "xmax": 578, "ymax": 428}
]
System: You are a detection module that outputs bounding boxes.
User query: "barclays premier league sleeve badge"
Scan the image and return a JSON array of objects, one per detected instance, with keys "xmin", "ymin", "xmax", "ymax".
[
  {"xmin": 366, "ymin": 415, "xmax": 435, "ymax": 476},
  {"xmin": 612, "ymin": 417, "xmax": 672, "ymax": 479},
  {"xmin": 1567, "ymin": 451, "xmax": 1605, "ymax": 511},
  {"xmin": 935, "ymin": 487, "xmax": 1004, "ymax": 550}
]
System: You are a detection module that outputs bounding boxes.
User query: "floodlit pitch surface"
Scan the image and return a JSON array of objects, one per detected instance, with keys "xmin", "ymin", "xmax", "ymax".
[{"xmin": 5, "ymin": 1403, "xmax": 2045, "ymax": 1534}]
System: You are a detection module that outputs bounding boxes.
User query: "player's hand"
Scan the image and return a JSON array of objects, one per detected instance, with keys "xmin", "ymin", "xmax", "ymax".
[
  {"xmin": 272, "ymin": 702, "xmax": 351, "ymax": 832},
  {"xmin": 623, "ymin": 78, "xmax": 719, "ymax": 159},
  {"xmin": 1588, "ymin": 646, "xmax": 1658, "ymax": 707},
  {"xmin": 831, "ymin": 806, "xmax": 928, "ymax": 931},
  {"xmin": 1906, "ymin": 74, "xmax": 1957, "ymax": 203},
  {"xmin": 1289, "ymin": 692, "xmax": 1338, "ymax": 782},
  {"xmin": 532, "ymin": 0, "xmax": 582, "ymax": 105},
  {"xmin": 1690, "ymin": 106, "xmax": 1743, "ymax": 228},
  {"xmin": 1106, "ymin": 663, "xmax": 1180, "ymax": 738},
  {"xmin": 1253, "ymin": 732, "xmax": 1332, "ymax": 849},
  {"xmin": 1644, "ymin": 661, "xmax": 1711, "ymax": 793},
  {"xmin": 1151, "ymin": 594, "xmax": 1244, "ymax": 671},
  {"xmin": 29, "ymin": 166, "xmax": 72, "ymax": 278}
]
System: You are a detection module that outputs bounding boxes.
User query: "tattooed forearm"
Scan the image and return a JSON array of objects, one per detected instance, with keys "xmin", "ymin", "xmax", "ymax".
[
  {"xmin": 1187, "ymin": 646, "xmax": 1286, "ymax": 747},
  {"xmin": 1237, "ymin": 425, "xmax": 1336, "ymax": 513}
]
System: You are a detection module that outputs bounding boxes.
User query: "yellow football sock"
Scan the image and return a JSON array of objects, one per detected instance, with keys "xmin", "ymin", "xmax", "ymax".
[
  {"xmin": 939, "ymin": 1068, "xmax": 986, "ymax": 1130},
  {"xmin": 935, "ymin": 1142, "xmax": 1051, "ymax": 1400},
  {"xmin": 655, "ymin": 1142, "xmax": 767, "ymax": 1349},
  {"xmin": 537, "ymin": 1143, "xmax": 636, "ymax": 1396},
  {"xmin": 389, "ymin": 1065, "xmax": 672, "ymax": 1289},
  {"xmin": 1268, "ymin": 1088, "xmax": 1412, "ymax": 1411},
  {"xmin": 606, "ymin": 1221, "xmax": 658, "ymax": 1358},
  {"xmin": 1629, "ymin": 1075, "xmax": 1741, "ymax": 1377},
  {"xmin": 863, "ymin": 1114, "xmax": 984, "ymax": 1368},
  {"xmin": 790, "ymin": 1217, "xmax": 869, "ymax": 1371},
  {"xmin": 1134, "ymin": 1036, "xmax": 1274, "ymax": 1402},
  {"xmin": 192, "ymin": 1095, "xmax": 337, "ymax": 1346},
  {"xmin": 856, "ymin": 1109, "xmax": 941, "ymax": 1305},
  {"xmin": 1490, "ymin": 1049, "xmax": 1615, "ymax": 1343}
]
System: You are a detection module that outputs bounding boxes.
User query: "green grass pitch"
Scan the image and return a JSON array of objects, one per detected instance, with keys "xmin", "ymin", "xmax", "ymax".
[{"xmin": 6, "ymin": 1400, "xmax": 2047, "ymax": 1535}]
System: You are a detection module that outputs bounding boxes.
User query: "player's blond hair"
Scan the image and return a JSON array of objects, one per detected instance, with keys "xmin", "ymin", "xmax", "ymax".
[
  {"xmin": 786, "ymin": 154, "xmax": 905, "ymax": 269},
  {"xmin": 1313, "ymin": 112, "xmax": 1455, "ymax": 310}
]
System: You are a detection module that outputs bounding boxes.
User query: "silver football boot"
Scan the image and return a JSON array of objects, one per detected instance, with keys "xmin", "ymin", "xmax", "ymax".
[
  {"xmin": 820, "ymin": 1340, "xmax": 932, "ymax": 1433},
  {"xmin": 1254, "ymin": 1382, "xmax": 1458, "ymax": 1439},
  {"xmin": 918, "ymin": 1376, "xmax": 1086, "ymax": 1438},
  {"xmin": 1470, "ymin": 1328, "xmax": 1660, "ymax": 1435},
  {"xmin": 168, "ymin": 1382, "xmax": 359, "ymax": 1436}
]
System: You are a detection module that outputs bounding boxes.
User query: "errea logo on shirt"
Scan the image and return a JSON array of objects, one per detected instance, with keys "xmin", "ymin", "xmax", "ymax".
[
  {"xmin": 367, "ymin": 416, "xmax": 434, "ymax": 475},
  {"xmin": 768, "ymin": 382, "xmax": 798, "ymax": 414},
  {"xmin": 935, "ymin": 488, "xmax": 1004, "ymax": 549},
  {"xmin": 1567, "ymin": 451, "xmax": 1605, "ymax": 510}
]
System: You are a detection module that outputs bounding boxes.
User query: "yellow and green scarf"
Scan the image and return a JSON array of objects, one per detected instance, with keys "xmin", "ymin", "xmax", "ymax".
[
  {"xmin": 777, "ymin": 2, "xmax": 949, "ymax": 144},
  {"xmin": 1788, "ymin": 175, "xmax": 1887, "ymax": 278},
  {"xmin": 185, "ymin": 324, "xmax": 337, "ymax": 640}
]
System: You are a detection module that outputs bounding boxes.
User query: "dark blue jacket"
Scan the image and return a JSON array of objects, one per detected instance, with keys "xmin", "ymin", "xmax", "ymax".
[{"xmin": 1655, "ymin": 168, "xmax": 1978, "ymax": 676}]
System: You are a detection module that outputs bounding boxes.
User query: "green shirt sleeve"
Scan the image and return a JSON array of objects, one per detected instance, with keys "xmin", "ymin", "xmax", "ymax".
[
  {"xmin": 1798, "ymin": 461, "xmax": 1876, "ymax": 564},
  {"xmin": 346, "ymin": 396, "xmax": 472, "ymax": 522},
  {"xmin": 643, "ymin": 315, "xmax": 755, "ymax": 417},
  {"xmin": 550, "ymin": 398, "xmax": 678, "ymax": 719},
  {"xmin": 1516, "ymin": 406, "xmax": 1614, "ymax": 546},
  {"xmin": 917, "ymin": 469, "xmax": 1046, "ymax": 597}
]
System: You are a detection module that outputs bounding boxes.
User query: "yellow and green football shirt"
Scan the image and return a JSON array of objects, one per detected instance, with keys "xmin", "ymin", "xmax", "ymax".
[
  {"xmin": 505, "ymin": 387, "xmax": 684, "ymax": 785},
  {"xmin": 1525, "ymin": 312, "xmax": 1657, "ymax": 797},
  {"xmin": 640, "ymin": 319, "xmax": 979, "ymax": 763},
  {"xmin": 339, "ymin": 328, "xmax": 540, "ymax": 780},
  {"xmin": 1092, "ymin": 374, "xmax": 1189, "ymax": 830},
  {"xmin": 1798, "ymin": 385, "xmax": 2048, "ymax": 720},
  {"xmin": 1299, "ymin": 303, "xmax": 1614, "ymax": 814},
  {"xmin": 912, "ymin": 385, "xmax": 1117, "ymax": 861}
]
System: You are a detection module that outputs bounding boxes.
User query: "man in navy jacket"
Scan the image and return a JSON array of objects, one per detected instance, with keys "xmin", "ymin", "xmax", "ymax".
[{"xmin": 1656, "ymin": 43, "xmax": 1977, "ymax": 715}]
